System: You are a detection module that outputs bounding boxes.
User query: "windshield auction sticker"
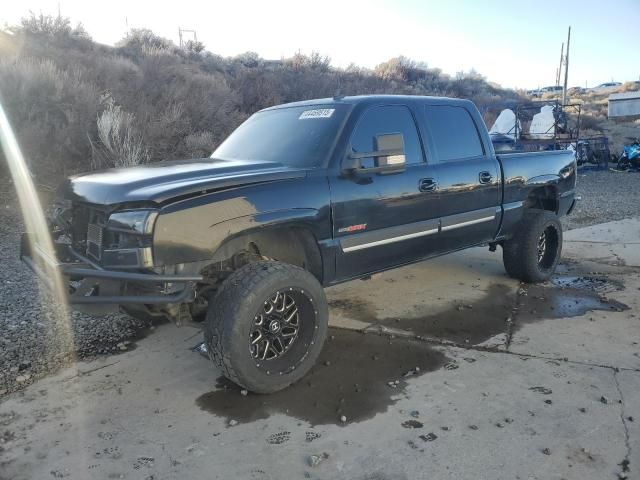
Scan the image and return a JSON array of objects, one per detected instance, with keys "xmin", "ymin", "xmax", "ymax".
[{"xmin": 299, "ymin": 109, "xmax": 335, "ymax": 119}]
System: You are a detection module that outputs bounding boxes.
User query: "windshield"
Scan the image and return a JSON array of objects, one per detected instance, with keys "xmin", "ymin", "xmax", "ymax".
[{"xmin": 212, "ymin": 104, "xmax": 349, "ymax": 168}]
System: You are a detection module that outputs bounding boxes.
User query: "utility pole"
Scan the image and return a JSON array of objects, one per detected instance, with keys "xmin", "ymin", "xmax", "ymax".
[
  {"xmin": 562, "ymin": 26, "xmax": 571, "ymax": 104},
  {"xmin": 556, "ymin": 42, "xmax": 564, "ymax": 87}
]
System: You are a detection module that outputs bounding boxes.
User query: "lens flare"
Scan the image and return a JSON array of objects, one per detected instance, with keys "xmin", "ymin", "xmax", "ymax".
[{"xmin": 0, "ymin": 101, "xmax": 73, "ymax": 345}]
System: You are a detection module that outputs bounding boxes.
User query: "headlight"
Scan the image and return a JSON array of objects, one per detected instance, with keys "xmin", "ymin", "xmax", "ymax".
[{"xmin": 106, "ymin": 210, "xmax": 158, "ymax": 235}]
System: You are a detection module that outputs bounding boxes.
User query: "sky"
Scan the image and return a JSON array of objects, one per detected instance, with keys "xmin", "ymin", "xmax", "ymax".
[{"xmin": 1, "ymin": 0, "xmax": 639, "ymax": 90}]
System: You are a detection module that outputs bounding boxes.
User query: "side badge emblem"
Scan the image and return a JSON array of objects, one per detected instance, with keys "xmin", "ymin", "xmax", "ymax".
[{"xmin": 338, "ymin": 224, "xmax": 367, "ymax": 234}]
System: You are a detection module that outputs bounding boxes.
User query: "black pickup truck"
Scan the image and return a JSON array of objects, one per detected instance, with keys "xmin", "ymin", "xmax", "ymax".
[{"xmin": 22, "ymin": 95, "xmax": 576, "ymax": 393}]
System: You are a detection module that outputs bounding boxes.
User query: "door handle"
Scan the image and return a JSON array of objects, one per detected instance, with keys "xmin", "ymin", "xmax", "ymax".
[
  {"xmin": 419, "ymin": 178, "xmax": 437, "ymax": 192},
  {"xmin": 479, "ymin": 171, "xmax": 493, "ymax": 184}
]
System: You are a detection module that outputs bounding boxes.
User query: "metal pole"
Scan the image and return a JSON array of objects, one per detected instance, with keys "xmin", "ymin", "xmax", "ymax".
[
  {"xmin": 562, "ymin": 27, "xmax": 571, "ymax": 104},
  {"xmin": 556, "ymin": 42, "xmax": 564, "ymax": 87}
]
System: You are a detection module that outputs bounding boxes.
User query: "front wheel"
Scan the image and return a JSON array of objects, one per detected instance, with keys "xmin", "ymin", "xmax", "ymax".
[
  {"xmin": 502, "ymin": 210, "xmax": 563, "ymax": 283},
  {"xmin": 204, "ymin": 261, "xmax": 328, "ymax": 393}
]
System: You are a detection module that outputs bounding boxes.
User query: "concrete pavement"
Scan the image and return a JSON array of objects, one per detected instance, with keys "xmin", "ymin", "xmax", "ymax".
[{"xmin": 1, "ymin": 218, "xmax": 639, "ymax": 480}]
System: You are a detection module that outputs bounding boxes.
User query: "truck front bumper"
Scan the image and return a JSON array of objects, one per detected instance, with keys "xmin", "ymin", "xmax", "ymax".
[{"xmin": 20, "ymin": 233, "xmax": 203, "ymax": 305}]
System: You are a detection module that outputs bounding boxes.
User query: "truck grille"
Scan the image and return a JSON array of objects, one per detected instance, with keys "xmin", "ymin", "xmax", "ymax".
[{"xmin": 86, "ymin": 223, "xmax": 103, "ymax": 259}]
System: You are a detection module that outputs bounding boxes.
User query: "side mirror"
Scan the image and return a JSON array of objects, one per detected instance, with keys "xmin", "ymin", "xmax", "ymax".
[{"xmin": 343, "ymin": 133, "xmax": 406, "ymax": 174}]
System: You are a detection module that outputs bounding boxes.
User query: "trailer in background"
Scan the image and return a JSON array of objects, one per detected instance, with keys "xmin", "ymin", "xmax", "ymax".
[{"xmin": 481, "ymin": 100, "xmax": 609, "ymax": 170}]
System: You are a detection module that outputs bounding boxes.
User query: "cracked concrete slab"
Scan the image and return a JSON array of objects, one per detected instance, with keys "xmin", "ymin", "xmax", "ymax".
[
  {"xmin": 0, "ymin": 325, "xmax": 631, "ymax": 480},
  {"xmin": 564, "ymin": 218, "xmax": 640, "ymax": 267},
  {"xmin": 510, "ymin": 218, "xmax": 640, "ymax": 370},
  {"xmin": 1, "ymin": 218, "xmax": 639, "ymax": 479},
  {"xmin": 327, "ymin": 247, "xmax": 519, "ymax": 350},
  {"xmin": 616, "ymin": 369, "xmax": 639, "ymax": 478}
]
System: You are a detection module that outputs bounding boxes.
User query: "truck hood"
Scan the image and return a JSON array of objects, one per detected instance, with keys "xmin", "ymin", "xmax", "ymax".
[{"xmin": 59, "ymin": 158, "xmax": 307, "ymax": 205}]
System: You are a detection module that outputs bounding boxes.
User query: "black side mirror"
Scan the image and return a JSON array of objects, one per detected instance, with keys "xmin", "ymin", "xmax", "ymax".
[{"xmin": 344, "ymin": 133, "xmax": 406, "ymax": 174}]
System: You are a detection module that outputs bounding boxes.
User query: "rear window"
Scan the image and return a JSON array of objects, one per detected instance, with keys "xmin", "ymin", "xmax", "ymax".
[
  {"xmin": 424, "ymin": 105, "xmax": 484, "ymax": 162},
  {"xmin": 212, "ymin": 104, "xmax": 349, "ymax": 168}
]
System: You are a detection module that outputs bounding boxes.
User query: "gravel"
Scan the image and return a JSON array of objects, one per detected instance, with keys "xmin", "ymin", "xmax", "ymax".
[
  {"xmin": 563, "ymin": 170, "xmax": 640, "ymax": 230},
  {"xmin": 0, "ymin": 182, "xmax": 155, "ymax": 396},
  {"xmin": 1, "ymin": 169, "xmax": 638, "ymax": 395}
]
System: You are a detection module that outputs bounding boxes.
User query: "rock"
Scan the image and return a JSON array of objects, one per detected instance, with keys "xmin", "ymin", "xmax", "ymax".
[
  {"xmin": 308, "ymin": 454, "xmax": 325, "ymax": 467},
  {"xmin": 469, "ymin": 425, "xmax": 479, "ymax": 430},
  {"xmin": 18, "ymin": 360, "xmax": 31, "ymax": 371},
  {"xmin": 410, "ymin": 410, "xmax": 420, "ymax": 418},
  {"xmin": 340, "ymin": 415, "xmax": 347, "ymax": 423},
  {"xmin": 529, "ymin": 386, "xmax": 552, "ymax": 395},
  {"xmin": 228, "ymin": 419, "xmax": 238, "ymax": 427},
  {"xmin": 15, "ymin": 374, "xmax": 31, "ymax": 383},
  {"xmin": 401, "ymin": 420, "xmax": 423, "ymax": 429},
  {"xmin": 419, "ymin": 433, "xmax": 437, "ymax": 442},
  {"xmin": 579, "ymin": 407, "xmax": 587, "ymax": 413},
  {"xmin": 240, "ymin": 390, "xmax": 248, "ymax": 396},
  {"xmin": 600, "ymin": 395, "xmax": 609, "ymax": 404},
  {"xmin": 542, "ymin": 448, "xmax": 551, "ymax": 455}
]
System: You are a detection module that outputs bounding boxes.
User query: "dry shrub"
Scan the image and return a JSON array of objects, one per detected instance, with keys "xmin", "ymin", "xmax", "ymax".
[
  {"xmin": 0, "ymin": 55, "xmax": 99, "ymax": 178},
  {"xmin": 93, "ymin": 98, "xmax": 148, "ymax": 168},
  {"xmin": 185, "ymin": 132, "xmax": 216, "ymax": 158},
  {"xmin": 1, "ymin": 16, "xmax": 530, "ymax": 185}
]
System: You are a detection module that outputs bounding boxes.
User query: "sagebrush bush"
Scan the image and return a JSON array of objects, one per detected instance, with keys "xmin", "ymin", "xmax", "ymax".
[
  {"xmin": 0, "ymin": 13, "xmax": 529, "ymax": 185},
  {"xmin": 93, "ymin": 98, "xmax": 148, "ymax": 168}
]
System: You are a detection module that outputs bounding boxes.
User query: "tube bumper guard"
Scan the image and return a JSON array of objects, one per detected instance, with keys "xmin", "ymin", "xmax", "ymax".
[{"xmin": 20, "ymin": 233, "xmax": 202, "ymax": 305}]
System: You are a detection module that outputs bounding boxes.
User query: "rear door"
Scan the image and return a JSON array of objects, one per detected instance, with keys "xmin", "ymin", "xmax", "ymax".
[
  {"xmin": 330, "ymin": 104, "xmax": 440, "ymax": 279},
  {"xmin": 422, "ymin": 104, "xmax": 501, "ymax": 252}
]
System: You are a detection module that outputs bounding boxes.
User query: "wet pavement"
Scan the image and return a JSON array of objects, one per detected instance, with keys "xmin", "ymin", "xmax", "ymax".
[
  {"xmin": 1, "ymin": 218, "xmax": 639, "ymax": 479},
  {"xmin": 196, "ymin": 328, "xmax": 448, "ymax": 425},
  {"xmin": 329, "ymin": 272, "xmax": 629, "ymax": 349}
]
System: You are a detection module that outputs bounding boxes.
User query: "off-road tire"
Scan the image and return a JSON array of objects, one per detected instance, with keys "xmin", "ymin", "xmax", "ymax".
[
  {"xmin": 203, "ymin": 261, "xmax": 328, "ymax": 393},
  {"xmin": 502, "ymin": 209, "xmax": 562, "ymax": 283}
]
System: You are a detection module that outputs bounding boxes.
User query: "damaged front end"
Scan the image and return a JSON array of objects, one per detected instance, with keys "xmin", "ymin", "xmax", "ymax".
[{"xmin": 20, "ymin": 199, "xmax": 202, "ymax": 319}]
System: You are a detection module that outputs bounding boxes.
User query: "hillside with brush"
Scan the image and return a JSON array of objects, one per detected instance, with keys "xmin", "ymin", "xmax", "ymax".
[{"xmin": 0, "ymin": 14, "xmax": 525, "ymax": 185}]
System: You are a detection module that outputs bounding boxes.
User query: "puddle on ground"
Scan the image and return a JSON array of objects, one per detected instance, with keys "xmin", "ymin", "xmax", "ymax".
[
  {"xmin": 378, "ymin": 284, "xmax": 514, "ymax": 345},
  {"xmin": 196, "ymin": 327, "xmax": 448, "ymax": 425},
  {"xmin": 195, "ymin": 267, "xmax": 628, "ymax": 425},
  {"xmin": 519, "ymin": 277, "xmax": 628, "ymax": 321},
  {"xmin": 329, "ymin": 273, "xmax": 628, "ymax": 346}
]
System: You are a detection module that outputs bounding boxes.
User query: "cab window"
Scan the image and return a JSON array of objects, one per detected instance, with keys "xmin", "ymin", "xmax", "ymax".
[
  {"xmin": 424, "ymin": 105, "xmax": 484, "ymax": 162},
  {"xmin": 350, "ymin": 105, "xmax": 424, "ymax": 167}
]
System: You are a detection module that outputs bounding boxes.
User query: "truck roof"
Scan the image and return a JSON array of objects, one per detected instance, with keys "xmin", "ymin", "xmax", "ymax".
[{"xmin": 261, "ymin": 94, "xmax": 474, "ymax": 111}]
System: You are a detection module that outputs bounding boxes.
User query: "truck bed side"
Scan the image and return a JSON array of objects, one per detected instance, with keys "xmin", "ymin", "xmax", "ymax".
[{"xmin": 496, "ymin": 150, "xmax": 576, "ymax": 239}]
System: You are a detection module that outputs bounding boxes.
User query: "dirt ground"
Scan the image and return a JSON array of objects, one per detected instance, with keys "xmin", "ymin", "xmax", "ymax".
[{"xmin": 0, "ymin": 218, "xmax": 638, "ymax": 480}]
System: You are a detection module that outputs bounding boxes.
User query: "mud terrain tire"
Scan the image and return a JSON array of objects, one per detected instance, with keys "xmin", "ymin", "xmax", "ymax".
[
  {"xmin": 204, "ymin": 261, "xmax": 328, "ymax": 393},
  {"xmin": 502, "ymin": 209, "xmax": 562, "ymax": 283}
]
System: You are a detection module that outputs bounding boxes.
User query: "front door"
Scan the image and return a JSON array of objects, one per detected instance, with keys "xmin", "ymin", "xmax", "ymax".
[{"xmin": 330, "ymin": 104, "xmax": 440, "ymax": 280}]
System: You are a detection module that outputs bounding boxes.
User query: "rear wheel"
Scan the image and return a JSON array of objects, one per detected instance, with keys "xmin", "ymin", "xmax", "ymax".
[
  {"xmin": 502, "ymin": 210, "xmax": 562, "ymax": 283},
  {"xmin": 204, "ymin": 261, "xmax": 328, "ymax": 393}
]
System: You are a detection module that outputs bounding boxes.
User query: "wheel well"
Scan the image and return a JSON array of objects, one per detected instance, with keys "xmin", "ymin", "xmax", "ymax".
[
  {"xmin": 204, "ymin": 226, "xmax": 324, "ymax": 283},
  {"xmin": 524, "ymin": 186, "xmax": 558, "ymax": 213}
]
